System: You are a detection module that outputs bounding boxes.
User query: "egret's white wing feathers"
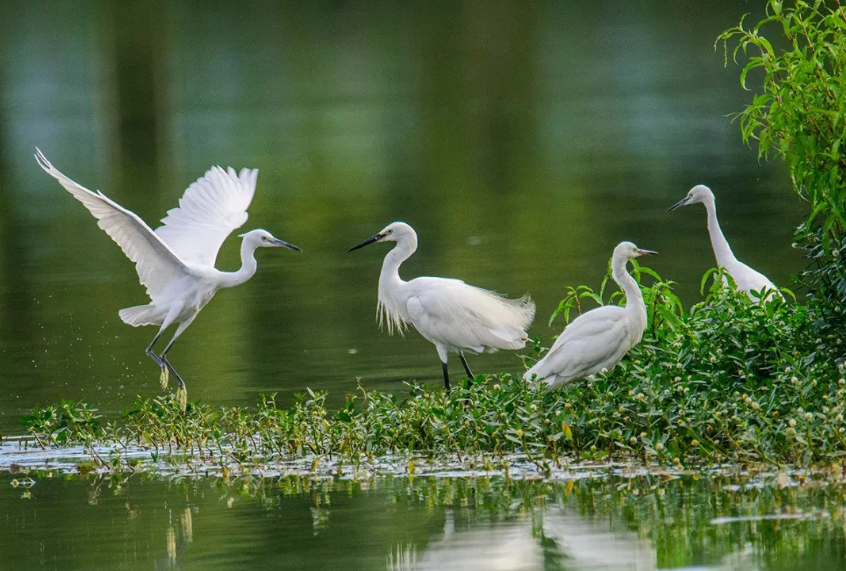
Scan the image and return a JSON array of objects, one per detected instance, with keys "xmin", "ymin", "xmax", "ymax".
[
  {"xmin": 524, "ymin": 241, "xmax": 654, "ymax": 388},
  {"xmin": 724, "ymin": 260, "xmax": 780, "ymax": 301},
  {"xmin": 525, "ymin": 306, "xmax": 637, "ymax": 386},
  {"xmin": 35, "ymin": 149, "xmax": 188, "ymax": 302},
  {"xmin": 154, "ymin": 166, "xmax": 258, "ymax": 267},
  {"xmin": 401, "ymin": 277, "xmax": 535, "ymax": 353}
]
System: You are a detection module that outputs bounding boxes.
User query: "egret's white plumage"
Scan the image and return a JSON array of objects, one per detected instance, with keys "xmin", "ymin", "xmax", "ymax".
[
  {"xmin": 668, "ymin": 184, "xmax": 780, "ymax": 300},
  {"xmin": 155, "ymin": 166, "xmax": 258, "ymax": 267},
  {"xmin": 35, "ymin": 149, "xmax": 300, "ymax": 407},
  {"xmin": 349, "ymin": 222, "xmax": 535, "ymax": 390},
  {"xmin": 525, "ymin": 242, "xmax": 656, "ymax": 387}
]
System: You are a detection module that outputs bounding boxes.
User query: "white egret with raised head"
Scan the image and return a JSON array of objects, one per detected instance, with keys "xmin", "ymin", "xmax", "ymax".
[
  {"xmin": 348, "ymin": 222, "xmax": 535, "ymax": 390},
  {"xmin": 525, "ymin": 241, "xmax": 656, "ymax": 387},
  {"xmin": 668, "ymin": 184, "xmax": 780, "ymax": 300}
]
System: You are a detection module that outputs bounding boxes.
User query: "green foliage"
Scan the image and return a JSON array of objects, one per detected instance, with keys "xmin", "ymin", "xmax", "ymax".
[
  {"xmin": 21, "ymin": 400, "xmax": 101, "ymax": 447},
  {"xmin": 718, "ymin": 0, "xmax": 846, "ymax": 323}
]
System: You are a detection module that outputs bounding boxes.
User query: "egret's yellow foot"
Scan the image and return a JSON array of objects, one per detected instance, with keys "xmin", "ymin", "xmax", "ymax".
[
  {"xmin": 176, "ymin": 386, "xmax": 187, "ymax": 414},
  {"xmin": 160, "ymin": 366, "xmax": 169, "ymax": 390}
]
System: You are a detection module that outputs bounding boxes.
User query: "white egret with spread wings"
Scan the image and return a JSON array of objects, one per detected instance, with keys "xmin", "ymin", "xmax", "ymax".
[
  {"xmin": 35, "ymin": 149, "xmax": 300, "ymax": 408},
  {"xmin": 348, "ymin": 222, "xmax": 535, "ymax": 391}
]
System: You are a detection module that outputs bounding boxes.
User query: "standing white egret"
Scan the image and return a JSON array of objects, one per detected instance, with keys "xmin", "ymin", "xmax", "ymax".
[
  {"xmin": 35, "ymin": 149, "xmax": 300, "ymax": 408},
  {"xmin": 668, "ymin": 184, "xmax": 780, "ymax": 300},
  {"xmin": 348, "ymin": 222, "xmax": 535, "ymax": 390},
  {"xmin": 524, "ymin": 242, "xmax": 656, "ymax": 387}
]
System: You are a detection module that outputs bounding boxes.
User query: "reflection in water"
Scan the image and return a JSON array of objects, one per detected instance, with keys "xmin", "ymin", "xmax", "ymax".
[
  {"xmin": 388, "ymin": 511, "xmax": 542, "ymax": 571},
  {"xmin": 162, "ymin": 507, "xmax": 193, "ymax": 570},
  {"xmin": 388, "ymin": 508, "xmax": 656, "ymax": 571},
  {"xmin": 4, "ymin": 471, "xmax": 840, "ymax": 571},
  {"xmin": 543, "ymin": 510, "xmax": 656, "ymax": 571}
]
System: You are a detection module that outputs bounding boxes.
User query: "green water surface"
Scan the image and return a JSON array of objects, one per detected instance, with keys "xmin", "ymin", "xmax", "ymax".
[{"xmin": 2, "ymin": 470, "xmax": 844, "ymax": 571}]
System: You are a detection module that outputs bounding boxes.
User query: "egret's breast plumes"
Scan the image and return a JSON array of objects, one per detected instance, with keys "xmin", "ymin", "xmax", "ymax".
[{"xmin": 377, "ymin": 292, "xmax": 409, "ymax": 336}]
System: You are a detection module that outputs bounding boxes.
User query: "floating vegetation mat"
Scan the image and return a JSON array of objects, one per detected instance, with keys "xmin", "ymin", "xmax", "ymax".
[
  {"xmin": 3, "ymin": 431, "xmax": 846, "ymax": 496},
  {"xmin": 0, "ymin": 433, "xmax": 692, "ymax": 480},
  {"xmin": 11, "ymin": 362, "xmax": 846, "ymax": 473}
]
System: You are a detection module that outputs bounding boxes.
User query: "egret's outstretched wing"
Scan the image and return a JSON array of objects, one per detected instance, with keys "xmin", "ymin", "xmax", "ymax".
[
  {"xmin": 35, "ymin": 149, "xmax": 187, "ymax": 301},
  {"xmin": 154, "ymin": 166, "xmax": 258, "ymax": 267}
]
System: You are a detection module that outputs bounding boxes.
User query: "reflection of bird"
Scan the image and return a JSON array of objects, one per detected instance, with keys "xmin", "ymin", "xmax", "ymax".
[
  {"xmin": 668, "ymin": 184, "xmax": 779, "ymax": 300},
  {"xmin": 36, "ymin": 149, "xmax": 300, "ymax": 407},
  {"xmin": 525, "ymin": 242, "xmax": 656, "ymax": 387},
  {"xmin": 348, "ymin": 222, "xmax": 535, "ymax": 390},
  {"xmin": 387, "ymin": 507, "xmax": 657, "ymax": 571},
  {"xmin": 542, "ymin": 509, "xmax": 657, "ymax": 570},
  {"xmin": 386, "ymin": 510, "xmax": 543, "ymax": 571}
]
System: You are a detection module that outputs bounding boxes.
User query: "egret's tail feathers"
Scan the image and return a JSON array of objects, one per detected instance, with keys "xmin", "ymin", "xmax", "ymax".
[
  {"xmin": 524, "ymin": 364, "xmax": 543, "ymax": 383},
  {"xmin": 474, "ymin": 291, "xmax": 535, "ymax": 349},
  {"xmin": 524, "ymin": 366, "xmax": 569, "ymax": 387},
  {"xmin": 501, "ymin": 294, "xmax": 536, "ymax": 331},
  {"xmin": 470, "ymin": 291, "xmax": 535, "ymax": 330},
  {"xmin": 119, "ymin": 304, "xmax": 158, "ymax": 327},
  {"xmin": 524, "ymin": 358, "xmax": 560, "ymax": 385},
  {"xmin": 490, "ymin": 326, "xmax": 528, "ymax": 345}
]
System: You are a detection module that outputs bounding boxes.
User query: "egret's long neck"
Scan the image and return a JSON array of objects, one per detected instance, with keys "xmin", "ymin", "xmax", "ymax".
[
  {"xmin": 221, "ymin": 239, "xmax": 259, "ymax": 288},
  {"xmin": 379, "ymin": 234, "xmax": 417, "ymax": 290},
  {"xmin": 703, "ymin": 198, "xmax": 736, "ymax": 267},
  {"xmin": 613, "ymin": 254, "xmax": 645, "ymax": 319}
]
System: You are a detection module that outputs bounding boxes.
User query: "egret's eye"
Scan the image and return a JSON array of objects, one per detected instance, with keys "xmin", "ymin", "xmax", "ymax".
[{"xmin": 386, "ymin": 229, "xmax": 393, "ymax": 235}]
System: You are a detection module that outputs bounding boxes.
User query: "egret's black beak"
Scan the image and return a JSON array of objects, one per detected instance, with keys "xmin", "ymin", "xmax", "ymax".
[
  {"xmin": 667, "ymin": 196, "xmax": 690, "ymax": 212},
  {"xmin": 636, "ymin": 249, "xmax": 658, "ymax": 256},
  {"xmin": 272, "ymin": 238, "xmax": 301, "ymax": 251},
  {"xmin": 348, "ymin": 233, "xmax": 384, "ymax": 252}
]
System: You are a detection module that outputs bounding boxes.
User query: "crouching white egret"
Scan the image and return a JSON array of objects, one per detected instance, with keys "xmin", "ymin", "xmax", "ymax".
[
  {"xmin": 524, "ymin": 242, "xmax": 656, "ymax": 387},
  {"xmin": 348, "ymin": 222, "xmax": 535, "ymax": 390},
  {"xmin": 668, "ymin": 184, "xmax": 780, "ymax": 300},
  {"xmin": 35, "ymin": 149, "xmax": 300, "ymax": 409}
]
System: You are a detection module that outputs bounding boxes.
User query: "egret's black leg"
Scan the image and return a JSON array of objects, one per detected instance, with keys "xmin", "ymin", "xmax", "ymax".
[
  {"xmin": 459, "ymin": 352, "xmax": 474, "ymax": 388},
  {"xmin": 161, "ymin": 356, "xmax": 186, "ymax": 391},
  {"xmin": 458, "ymin": 352, "xmax": 474, "ymax": 377},
  {"xmin": 145, "ymin": 332, "xmax": 165, "ymax": 370},
  {"xmin": 159, "ymin": 317, "xmax": 195, "ymax": 393},
  {"xmin": 442, "ymin": 362, "xmax": 451, "ymax": 391},
  {"xmin": 160, "ymin": 343, "xmax": 185, "ymax": 392},
  {"xmin": 146, "ymin": 330, "xmax": 173, "ymax": 391}
]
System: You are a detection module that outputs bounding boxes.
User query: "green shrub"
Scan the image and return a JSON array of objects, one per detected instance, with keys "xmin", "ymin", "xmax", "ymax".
[{"xmin": 718, "ymin": 0, "xmax": 846, "ymax": 319}]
